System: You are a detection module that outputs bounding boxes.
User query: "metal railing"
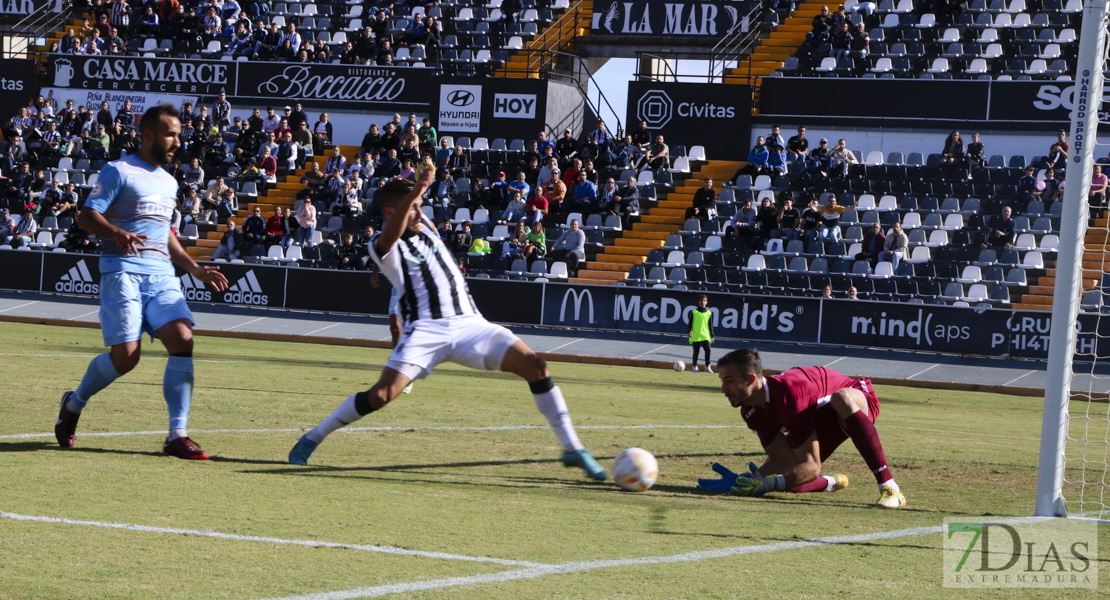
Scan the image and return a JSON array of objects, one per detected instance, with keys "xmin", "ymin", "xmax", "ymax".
[
  {"xmin": 503, "ymin": 47, "xmax": 624, "ymax": 137},
  {"xmin": 507, "ymin": 0, "xmax": 591, "ymax": 76},
  {"xmin": 707, "ymin": 3, "xmax": 767, "ymax": 83},
  {"xmin": 2, "ymin": 0, "xmax": 74, "ymax": 61},
  {"xmin": 634, "ymin": 51, "xmax": 755, "ymax": 109}
]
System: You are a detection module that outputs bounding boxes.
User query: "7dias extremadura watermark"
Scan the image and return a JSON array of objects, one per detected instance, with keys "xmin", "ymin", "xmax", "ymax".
[{"xmin": 944, "ymin": 518, "xmax": 1098, "ymax": 588}]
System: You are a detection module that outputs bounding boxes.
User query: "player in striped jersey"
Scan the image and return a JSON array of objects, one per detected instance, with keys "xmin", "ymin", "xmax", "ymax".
[{"xmin": 289, "ymin": 168, "xmax": 606, "ymax": 480}]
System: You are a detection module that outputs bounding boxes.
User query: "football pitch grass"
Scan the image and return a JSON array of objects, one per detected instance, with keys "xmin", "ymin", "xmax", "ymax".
[{"xmin": 0, "ymin": 321, "xmax": 1107, "ymax": 599}]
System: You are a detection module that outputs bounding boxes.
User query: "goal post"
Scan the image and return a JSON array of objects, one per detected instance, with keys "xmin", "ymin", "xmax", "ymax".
[{"xmin": 1035, "ymin": 0, "xmax": 1109, "ymax": 518}]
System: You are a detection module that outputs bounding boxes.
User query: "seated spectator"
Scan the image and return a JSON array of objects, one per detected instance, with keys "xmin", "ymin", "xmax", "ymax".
[
  {"xmin": 521, "ymin": 220, "xmax": 546, "ymax": 261},
  {"xmin": 524, "ymin": 188, "xmax": 549, "ymax": 226},
  {"xmin": 772, "ymin": 198, "xmax": 802, "ymax": 240},
  {"xmin": 242, "ymin": 205, "xmax": 266, "ymax": 247},
  {"xmin": 502, "ymin": 221, "xmax": 530, "ymax": 259},
  {"xmin": 572, "ymin": 171, "xmax": 597, "ymax": 213},
  {"xmin": 338, "ymin": 232, "xmax": 370, "ymax": 269},
  {"xmin": 509, "ymin": 170, "xmax": 531, "ymax": 201},
  {"xmin": 685, "ymin": 178, "xmax": 717, "ymax": 221},
  {"xmin": 258, "ymin": 147, "xmax": 277, "ymax": 182},
  {"xmin": 417, "ymin": 117, "xmax": 437, "ymax": 157},
  {"xmin": 551, "ymin": 218, "xmax": 586, "ymax": 274},
  {"xmin": 966, "ymin": 132, "xmax": 986, "ymax": 168},
  {"xmin": 765, "ymin": 125, "xmax": 785, "ymax": 150},
  {"xmin": 855, "ymin": 222, "xmax": 886, "ymax": 264},
  {"xmin": 1091, "ymin": 164, "xmax": 1108, "ymax": 221},
  {"xmin": 313, "ymin": 112, "xmax": 333, "ymax": 155},
  {"xmin": 429, "ymin": 168, "xmax": 458, "ymax": 208},
  {"xmin": 486, "ymin": 171, "xmax": 511, "ymax": 209},
  {"xmin": 786, "ymin": 126, "xmax": 809, "ymax": 159},
  {"xmin": 728, "ymin": 198, "xmax": 758, "ymax": 248},
  {"xmin": 397, "ymin": 158, "xmax": 416, "ymax": 182},
  {"xmin": 205, "ymin": 175, "xmax": 230, "ymax": 207},
  {"xmin": 1015, "ymin": 165, "xmax": 1038, "ymax": 208},
  {"xmin": 755, "ymin": 196, "xmax": 779, "ymax": 242},
  {"xmin": 447, "ymin": 144, "xmax": 470, "ymax": 178},
  {"xmin": 1048, "ymin": 129, "xmax": 1068, "ymax": 169},
  {"xmin": 501, "ymin": 190, "xmax": 527, "ymax": 223},
  {"xmin": 597, "ymin": 177, "xmax": 617, "ymax": 212},
  {"xmin": 264, "ymin": 206, "xmax": 285, "ymax": 247},
  {"xmin": 449, "ymin": 220, "xmax": 474, "ymax": 254},
  {"xmin": 877, "ymin": 221, "xmax": 908, "ymax": 271},
  {"xmin": 0, "ymin": 208, "xmax": 15, "ymax": 242},
  {"xmin": 1042, "ymin": 167, "xmax": 1062, "ymax": 203},
  {"xmin": 818, "ymin": 194, "xmax": 853, "ymax": 241},
  {"xmin": 830, "ymin": 21, "xmax": 852, "ymax": 61},
  {"xmin": 178, "ymin": 187, "xmax": 201, "ymax": 226},
  {"xmin": 615, "ymin": 134, "xmax": 641, "ymax": 169},
  {"xmin": 212, "ymin": 219, "xmax": 242, "ymax": 260},
  {"xmin": 940, "ymin": 130, "xmax": 965, "ymax": 170},
  {"xmin": 850, "ymin": 22, "xmax": 869, "ymax": 59},
  {"xmin": 5, "ymin": 207, "xmax": 37, "ymax": 248},
  {"xmin": 809, "ymin": 5, "xmax": 832, "ymax": 42},
  {"xmin": 213, "ymin": 187, "xmax": 237, "ymax": 221},
  {"xmin": 767, "ymin": 144, "xmax": 787, "ymax": 179},
  {"xmin": 821, "ymin": 284, "xmax": 833, "ymax": 298},
  {"xmin": 847, "ymin": 286, "xmax": 859, "ymax": 300},
  {"xmin": 59, "ymin": 219, "xmax": 98, "ymax": 253},
  {"xmin": 826, "ymin": 138, "xmax": 857, "ymax": 176},
  {"xmin": 434, "ymin": 137, "xmax": 452, "ymax": 168},
  {"xmin": 645, "ymin": 135, "xmax": 669, "ymax": 171},
  {"xmin": 611, "ymin": 176, "xmax": 640, "ymax": 219},
  {"xmin": 983, "ymin": 206, "xmax": 1015, "ymax": 249},
  {"xmin": 737, "ymin": 137, "xmax": 770, "ymax": 177}
]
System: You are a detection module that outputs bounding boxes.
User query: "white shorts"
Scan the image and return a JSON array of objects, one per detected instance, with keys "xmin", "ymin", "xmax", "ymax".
[{"xmin": 386, "ymin": 315, "xmax": 519, "ymax": 381}]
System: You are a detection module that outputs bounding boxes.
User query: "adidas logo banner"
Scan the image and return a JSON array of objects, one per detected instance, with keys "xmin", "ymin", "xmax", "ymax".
[
  {"xmin": 55, "ymin": 259, "xmax": 99, "ymax": 294},
  {"xmin": 179, "ymin": 272, "xmax": 212, "ymax": 302},
  {"xmin": 222, "ymin": 269, "xmax": 270, "ymax": 306}
]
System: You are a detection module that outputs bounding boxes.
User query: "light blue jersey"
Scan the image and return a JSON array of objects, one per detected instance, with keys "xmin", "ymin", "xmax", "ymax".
[{"xmin": 85, "ymin": 154, "xmax": 178, "ymax": 276}]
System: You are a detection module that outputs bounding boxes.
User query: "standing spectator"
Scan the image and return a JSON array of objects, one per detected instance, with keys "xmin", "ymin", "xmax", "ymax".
[
  {"xmin": 313, "ymin": 112, "xmax": 333, "ymax": 155},
  {"xmin": 1090, "ymin": 164, "xmax": 1108, "ymax": 221},
  {"xmin": 877, "ymin": 221, "xmax": 908, "ymax": 271},
  {"xmin": 296, "ymin": 198, "xmax": 317, "ymax": 247},
  {"xmin": 687, "ymin": 294, "xmax": 713, "ymax": 373},
  {"xmin": 1048, "ymin": 129, "xmax": 1068, "ymax": 168}
]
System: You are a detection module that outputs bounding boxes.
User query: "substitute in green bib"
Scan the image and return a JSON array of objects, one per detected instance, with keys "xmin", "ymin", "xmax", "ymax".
[{"xmin": 688, "ymin": 294, "xmax": 714, "ymax": 373}]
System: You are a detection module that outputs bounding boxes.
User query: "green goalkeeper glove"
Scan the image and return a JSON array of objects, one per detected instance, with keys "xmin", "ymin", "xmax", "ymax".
[{"xmin": 730, "ymin": 462, "xmax": 786, "ymax": 497}]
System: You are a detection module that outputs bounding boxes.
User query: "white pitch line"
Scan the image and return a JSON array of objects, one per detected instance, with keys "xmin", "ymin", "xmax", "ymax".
[
  {"xmin": 223, "ymin": 317, "xmax": 266, "ymax": 331},
  {"xmin": 0, "ymin": 424, "xmax": 744, "ymax": 441},
  {"xmin": 545, "ymin": 338, "xmax": 584, "ymax": 353},
  {"xmin": 0, "ymin": 511, "xmax": 546, "ymax": 568},
  {"xmin": 1003, "ymin": 370, "xmax": 1039, "ymax": 387},
  {"xmin": 880, "ymin": 425, "xmax": 1039, "ymax": 442},
  {"xmin": 906, "ymin": 364, "xmax": 939, "ymax": 380},
  {"xmin": 0, "ymin": 300, "xmax": 39, "ymax": 314},
  {"xmin": 303, "ymin": 323, "xmax": 342, "ymax": 337}
]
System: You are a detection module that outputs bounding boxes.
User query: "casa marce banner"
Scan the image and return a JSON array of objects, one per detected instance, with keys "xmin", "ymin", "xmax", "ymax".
[
  {"xmin": 591, "ymin": 0, "xmax": 756, "ymax": 36},
  {"xmin": 3, "ymin": 249, "xmax": 1105, "ymax": 362},
  {"xmin": 760, "ymin": 77, "xmax": 1110, "ymax": 129},
  {"xmin": 626, "ymin": 80, "xmax": 752, "ymax": 160},
  {"xmin": 45, "ymin": 54, "xmax": 435, "ymax": 111}
]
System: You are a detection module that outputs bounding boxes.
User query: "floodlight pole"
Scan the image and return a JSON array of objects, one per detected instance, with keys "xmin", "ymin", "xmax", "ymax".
[{"xmin": 1035, "ymin": 0, "xmax": 1109, "ymax": 517}]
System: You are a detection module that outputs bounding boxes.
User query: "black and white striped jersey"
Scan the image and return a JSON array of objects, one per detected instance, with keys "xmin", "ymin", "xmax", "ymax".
[{"xmin": 369, "ymin": 216, "xmax": 479, "ymax": 327}]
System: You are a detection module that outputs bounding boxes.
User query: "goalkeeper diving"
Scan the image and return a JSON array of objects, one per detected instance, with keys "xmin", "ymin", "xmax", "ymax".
[{"xmin": 697, "ymin": 349, "xmax": 906, "ymax": 508}]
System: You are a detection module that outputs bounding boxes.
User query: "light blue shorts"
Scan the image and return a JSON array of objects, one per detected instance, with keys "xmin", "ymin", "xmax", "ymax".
[
  {"xmin": 388, "ymin": 287, "xmax": 398, "ymax": 316},
  {"xmin": 99, "ymin": 272, "xmax": 194, "ymax": 347}
]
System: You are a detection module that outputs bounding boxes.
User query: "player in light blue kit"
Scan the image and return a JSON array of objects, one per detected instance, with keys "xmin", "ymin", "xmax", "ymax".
[{"xmin": 54, "ymin": 104, "xmax": 229, "ymax": 459}]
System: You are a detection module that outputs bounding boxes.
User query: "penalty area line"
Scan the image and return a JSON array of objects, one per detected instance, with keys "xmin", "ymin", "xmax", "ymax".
[
  {"xmin": 262, "ymin": 516, "xmax": 1058, "ymax": 600},
  {"xmin": 0, "ymin": 511, "xmax": 546, "ymax": 568}
]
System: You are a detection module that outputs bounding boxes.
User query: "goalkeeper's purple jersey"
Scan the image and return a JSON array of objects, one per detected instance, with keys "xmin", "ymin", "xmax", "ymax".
[{"xmin": 740, "ymin": 367, "xmax": 864, "ymax": 449}]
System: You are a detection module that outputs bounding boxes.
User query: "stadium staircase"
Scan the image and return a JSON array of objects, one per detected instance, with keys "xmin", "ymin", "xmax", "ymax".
[
  {"xmin": 570, "ymin": 160, "xmax": 744, "ymax": 285},
  {"xmin": 1013, "ymin": 224, "xmax": 1105, "ymax": 311},
  {"xmin": 183, "ymin": 147, "xmax": 358, "ymax": 260},
  {"xmin": 498, "ymin": 1, "xmax": 592, "ymax": 77},
  {"xmin": 722, "ymin": 2, "xmax": 822, "ymax": 109}
]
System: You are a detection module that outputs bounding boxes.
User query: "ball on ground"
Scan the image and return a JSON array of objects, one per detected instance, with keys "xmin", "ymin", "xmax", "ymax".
[
  {"xmin": 673, "ymin": 361, "xmax": 685, "ymax": 372},
  {"xmin": 612, "ymin": 447, "xmax": 659, "ymax": 492}
]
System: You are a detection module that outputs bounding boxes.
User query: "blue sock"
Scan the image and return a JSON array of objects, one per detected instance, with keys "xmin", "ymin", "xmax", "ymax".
[
  {"xmin": 72, "ymin": 353, "xmax": 122, "ymax": 411},
  {"xmin": 164, "ymin": 356, "xmax": 194, "ymax": 431}
]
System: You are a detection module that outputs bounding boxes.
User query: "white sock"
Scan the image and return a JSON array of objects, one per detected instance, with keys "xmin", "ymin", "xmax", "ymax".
[
  {"xmin": 65, "ymin": 394, "xmax": 84, "ymax": 415},
  {"xmin": 168, "ymin": 428, "xmax": 188, "ymax": 442},
  {"xmin": 533, "ymin": 385, "xmax": 582, "ymax": 452},
  {"xmin": 306, "ymin": 393, "xmax": 363, "ymax": 443},
  {"xmin": 881, "ymin": 479, "xmax": 900, "ymax": 493},
  {"xmin": 823, "ymin": 475, "xmax": 838, "ymax": 492}
]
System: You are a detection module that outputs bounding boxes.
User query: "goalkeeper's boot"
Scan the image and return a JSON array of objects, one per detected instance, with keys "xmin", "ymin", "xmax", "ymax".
[
  {"xmin": 562, "ymin": 448, "xmax": 607, "ymax": 480},
  {"xmin": 55, "ymin": 391, "xmax": 80, "ymax": 448},
  {"xmin": 876, "ymin": 484, "xmax": 906, "ymax": 508},
  {"xmin": 288, "ymin": 434, "xmax": 319, "ymax": 466},
  {"xmin": 831, "ymin": 473, "xmax": 849, "ymax": 492}
]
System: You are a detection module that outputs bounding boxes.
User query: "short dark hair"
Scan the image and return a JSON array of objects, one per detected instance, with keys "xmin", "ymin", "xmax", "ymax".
[
  {"xmin": 698, "ymin": 293, "xmax": 708, "ymax": 301},
  {"xmin": 378, "ymin": 178, "xmax": 416, "ymax": 210},
  {"xmin": 717, "ymin": 349, "xmax": 762, "ymax": 377},
  {"xmin": 139, "ymin": 104, "xmax": 179, "ymax": 135}
]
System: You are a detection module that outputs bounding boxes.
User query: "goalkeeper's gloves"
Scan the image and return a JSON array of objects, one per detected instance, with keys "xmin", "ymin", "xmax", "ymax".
[
  {"xmin": 730, "ymin": 462, "xmax": 786, "ymax": 497},
  {"xmin": 696, "ymin": 462, "xmax": 740, "ymax": 492}
]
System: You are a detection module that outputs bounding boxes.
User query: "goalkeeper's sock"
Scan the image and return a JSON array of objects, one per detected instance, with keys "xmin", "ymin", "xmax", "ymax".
[
  {"xmin": 530, "ymin": 378, "xmax": 582, "ymax": 452},
  {"xmin": 843, "ymin": 410, "xmax": 894, "ymax": 485},
  {"xmin": 788, "ymin": 478, "xmax": 832, "ymax": 493},
  {"xmin": 882, "ymin": 479, "xmax": 901, "ymax": 493},
  {"xmin": 306, "ymin": 391, "xmax": 377, "ymax": 444}
]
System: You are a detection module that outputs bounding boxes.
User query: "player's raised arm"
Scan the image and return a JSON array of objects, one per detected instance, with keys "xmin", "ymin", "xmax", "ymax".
[
  {"xmin": 167, "ymin": 232, "xmax": 229, "ymax": 291},
  {"xmin": 375, "ymin": 166, "xmax": 437, "ymax": 256}
]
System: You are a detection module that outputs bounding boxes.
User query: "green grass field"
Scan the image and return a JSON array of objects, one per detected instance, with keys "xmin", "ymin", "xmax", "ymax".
[{"xmin": 0, "ymin": 321, "xmax": 1107, "ymax": 599}]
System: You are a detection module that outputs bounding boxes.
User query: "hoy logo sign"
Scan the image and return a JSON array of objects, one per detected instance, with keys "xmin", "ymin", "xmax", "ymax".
[
  {"xmin": 438, "ymin": 84, "xmax": 482, "ymax": 132},
  {"xmin": 493, "ymin": 93, "xmax": 537, "ymax": 119}
]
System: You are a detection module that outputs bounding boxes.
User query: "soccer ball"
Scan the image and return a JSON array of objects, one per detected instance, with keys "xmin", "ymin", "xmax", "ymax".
[
  {"xmin": 673, "ymin": 361, "xmax": 685, "ymax": 372},
  {"xmin": 612, "ymin": 447, "xmax": 659, "ymax": 492}
]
